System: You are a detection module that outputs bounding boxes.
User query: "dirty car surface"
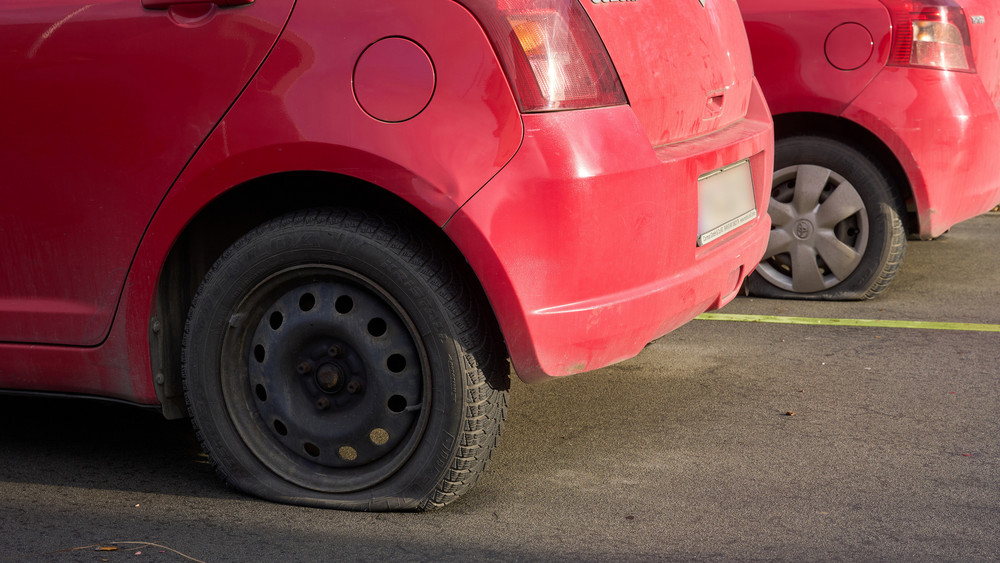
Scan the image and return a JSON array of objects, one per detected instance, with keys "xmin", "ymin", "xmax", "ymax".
[{"xmin": 0, "ymin": 0, "xmax": 771, "ymax": 510}]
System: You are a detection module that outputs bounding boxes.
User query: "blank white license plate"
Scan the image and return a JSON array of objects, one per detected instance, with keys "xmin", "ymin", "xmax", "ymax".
[{"xmin": 697, "ymin": 159, "xmax": 757, "ymax": 246}]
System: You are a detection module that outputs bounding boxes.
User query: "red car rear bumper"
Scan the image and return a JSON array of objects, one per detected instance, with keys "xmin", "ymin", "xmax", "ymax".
[{"xmin": 446, "ymin": 84, "xmax": 773, "ymax": 381}]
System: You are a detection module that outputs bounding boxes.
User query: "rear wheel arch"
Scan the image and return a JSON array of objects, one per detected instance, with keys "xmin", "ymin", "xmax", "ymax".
[
  {"xmin": 150, "ymin": 172, "xmax": 508, "ymax": 420},
  {"xmin": 773, "ymin": 112, "xmax": 915, "ymax": 233}
]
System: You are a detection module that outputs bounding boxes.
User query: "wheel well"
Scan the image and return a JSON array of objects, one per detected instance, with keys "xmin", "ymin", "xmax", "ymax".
[
  {"xmin": 150, "ymin": 172, "xmax": 503, "ymax": 419},
  {"xmin": 773, "ymin": 112, "xmax": 916, "ymax": 233}
]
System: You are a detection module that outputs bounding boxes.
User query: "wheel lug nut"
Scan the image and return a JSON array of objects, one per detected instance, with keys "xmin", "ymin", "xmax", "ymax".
[
  {"xmin": 328, "ymin": 345, "xmax": 342, "ymax": 357},
  {"xmin": 346, "ymin": 380, "xmax": 362, "ymax": 394},
  {"xmin": 316, "ymin": 398, "xmax": 330, "ymax": 410},
  {"xmin": 296, "ymin": 361, "xmax": 312, "ymax": 374}
]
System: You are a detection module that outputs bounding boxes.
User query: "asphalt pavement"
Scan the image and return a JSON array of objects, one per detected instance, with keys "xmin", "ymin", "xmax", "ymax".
[{"xmin": 1, "ymin": 214, "xmax": 997, "ymax": 562}]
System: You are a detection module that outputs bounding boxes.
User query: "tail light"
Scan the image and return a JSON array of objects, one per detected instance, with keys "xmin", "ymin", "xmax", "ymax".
[
  {"xmin": 456, "ymin": 0, "xmax": 627, "ymax": 112},
  {"xmin": 888, "ymin": 1, "xmax": 976, "ymax": 72}
]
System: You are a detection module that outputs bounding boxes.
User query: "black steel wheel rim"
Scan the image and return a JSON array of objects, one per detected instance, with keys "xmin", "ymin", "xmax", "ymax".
[{"xmin": 219, "ymin": 265, "xmax": 431, "ymax": 493}]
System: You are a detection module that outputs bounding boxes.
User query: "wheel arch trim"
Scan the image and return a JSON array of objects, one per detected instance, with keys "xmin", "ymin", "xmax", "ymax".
[
  {"xmin": 773, "ymin": 111, "xmax": 917, "ymax": 232},
  {"xmin": 93, "ymin": 139, "xmax": 492, "ymax": 415}
]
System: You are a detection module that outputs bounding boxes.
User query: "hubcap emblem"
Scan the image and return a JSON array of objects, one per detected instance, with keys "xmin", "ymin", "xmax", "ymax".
[{"xmin": 794, "ymin": 220, "xmax": 814, "ymax": 240}]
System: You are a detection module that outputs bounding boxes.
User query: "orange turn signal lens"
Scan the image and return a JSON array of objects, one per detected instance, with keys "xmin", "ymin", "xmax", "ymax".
[{"xmin": 511, "ymin": 19, "xmax": 547, "ymax": 55}]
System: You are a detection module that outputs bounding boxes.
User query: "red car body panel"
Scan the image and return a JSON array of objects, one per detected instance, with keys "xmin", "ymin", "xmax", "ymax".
[
  {"xmin": 740, "ymin": 0, "xmax": 1000, "ymax": 239},
  {"xmin": 0, "ymin": 0, "xmax": 296, "ymax": 346},
  {"xmin": 742, "ymin": 0, "xmax": 890, "ymax": 116},
  {"xmin": 0, "ymin": 0, "xmax": 773, "ymax": 405},
  {"xmin": 842, "ymin": 67, "xmax": 1000, "ymax": 235},
  {"xmin": 584, "ymin": 0, "xmax": 756, "ymax": 145}
]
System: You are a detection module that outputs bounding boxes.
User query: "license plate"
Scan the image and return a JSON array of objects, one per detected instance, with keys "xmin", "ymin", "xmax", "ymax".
[{"xmin": 697, "ymin": 159, "xmax": 757, "ymax": 246}]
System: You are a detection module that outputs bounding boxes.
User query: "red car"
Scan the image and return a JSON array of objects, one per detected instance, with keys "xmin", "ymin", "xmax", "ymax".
[
  {"xmin": 739, "ymin": 0, "xmax": 1000, "ymax": 299},
  {"xmin": 0, "ymin": 0, "xmax": 771, "ymax": 510}
]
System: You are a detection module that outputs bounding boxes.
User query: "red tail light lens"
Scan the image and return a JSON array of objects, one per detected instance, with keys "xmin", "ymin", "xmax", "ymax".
[
  {"xmin": 888, "ymin": 1, "xmax": 975, "ymax": 72},
  {"xmin": 457, "ymin": 0, "xmax": 627, "ymax": 112}
]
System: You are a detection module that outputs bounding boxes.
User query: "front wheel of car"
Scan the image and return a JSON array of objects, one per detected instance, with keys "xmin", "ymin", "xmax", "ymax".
[
  {"xmin": 182, "ymin": 208, "xmax": 509, "ymax": 511},
  {"xmin": 746, "ymin": 136, "xmax": 906, "ymax": 300}
]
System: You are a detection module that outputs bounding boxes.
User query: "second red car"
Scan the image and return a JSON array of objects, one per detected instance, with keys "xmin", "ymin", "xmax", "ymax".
[{"xmin": 739, "ymin": 0, "xmax": 1000, "ymax": 299}]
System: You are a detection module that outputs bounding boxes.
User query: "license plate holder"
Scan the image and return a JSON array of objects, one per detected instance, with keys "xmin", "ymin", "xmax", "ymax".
[{"xmin": 697, "ymin": 159, "xmax": 757, "ymax": 247}]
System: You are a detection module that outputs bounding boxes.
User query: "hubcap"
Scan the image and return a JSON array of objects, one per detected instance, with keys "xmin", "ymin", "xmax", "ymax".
[{"xmin": 757, "ymin": 164, "xmax": 869, "ymax": 293}]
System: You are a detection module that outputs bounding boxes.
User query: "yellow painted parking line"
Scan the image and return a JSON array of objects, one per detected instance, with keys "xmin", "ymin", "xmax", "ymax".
[{"xmin": 696, "ymin": 313, "xmax": 1000, "ymax": 332}]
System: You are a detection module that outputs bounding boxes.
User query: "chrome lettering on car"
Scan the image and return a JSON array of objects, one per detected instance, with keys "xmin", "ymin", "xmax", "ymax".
[{"xmin": 971, "ymin": 15, "xmax": 986, "ymax": 24}]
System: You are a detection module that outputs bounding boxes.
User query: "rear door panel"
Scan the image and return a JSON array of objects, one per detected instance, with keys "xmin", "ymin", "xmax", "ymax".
[{"xmin": 0, "ymin": 0, "xmax": 295, "ymax": 345}]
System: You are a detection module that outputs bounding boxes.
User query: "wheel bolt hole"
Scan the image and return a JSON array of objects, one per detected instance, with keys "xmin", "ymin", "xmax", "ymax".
[
  {"xmin": 273, "ymin": 420, "xmax": 287, "ymax": 436},
  {"xmin": 303, "ymin": 442, "xmax": 321, "ymax": 457},
  {"xmin": 253, "ymin": 345, "xmax": 266, "ymax": 363},
  {"xmin": 335, "ymin": 296, "xmax": 354, "ymax": 314},
  {"xmin": 338, "ymin": 446, "xmax": 358, "ymax": 461},
  {"xmin": 387, "ymin": 354, "xmax": 406, "ymax": 373},
  {"xmin": 269, "ymin": 311, "xmax": 283, "ymax": 330},
  {"xmin": 255, "ymin": 384, "xmax": 267, "ymax": 402},
  {"xmin": 367, "ymin": 317, "xmax": 387, "ymax": 337},
  {"xmin": 299, "ymin": 292, "xmax": 316, "ymax": 312},
  {"xmin": 387, "ymin": 395, "xmax": 407, "ymax": 413}
]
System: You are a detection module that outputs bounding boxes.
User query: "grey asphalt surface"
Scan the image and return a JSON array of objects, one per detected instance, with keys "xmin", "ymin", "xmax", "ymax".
[{"xmin": 1, "ymin": 214, "xmax": 998, "ymax": 562}]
